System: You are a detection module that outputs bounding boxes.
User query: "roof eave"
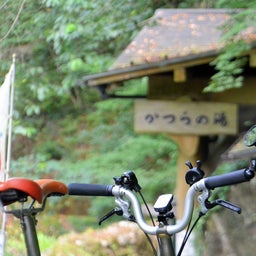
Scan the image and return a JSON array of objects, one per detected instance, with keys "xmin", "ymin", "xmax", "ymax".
[{"xmin": 81, "ymin": 50, "xmax": 219, "ymax": 87}]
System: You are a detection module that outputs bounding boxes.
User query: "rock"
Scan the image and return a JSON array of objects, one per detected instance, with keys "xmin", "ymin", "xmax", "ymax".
[{"xmin": 44, "ymin": 221, "xmax": 155, "ymax": 256}]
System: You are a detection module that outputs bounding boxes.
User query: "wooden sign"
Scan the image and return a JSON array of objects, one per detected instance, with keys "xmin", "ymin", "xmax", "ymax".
[{"xmin": 134, "ymin": 100, "xmax": 238, "ymax": 135}]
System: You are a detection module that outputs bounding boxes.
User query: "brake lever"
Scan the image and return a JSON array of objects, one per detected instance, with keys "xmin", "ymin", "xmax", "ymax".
[
  {"xmin": 98, "ymin": 207, "xmax": 123, "ymax": 225},
  {"xmin": 206, "ymin": 199, "xmax": 241, "ymax": 214}
]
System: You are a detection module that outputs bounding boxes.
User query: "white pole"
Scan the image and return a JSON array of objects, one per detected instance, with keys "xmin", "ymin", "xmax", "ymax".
[
  {"xmin": 0, "ymin": 56, "xmax": 16, "ymax": 256},
  {"xmin": 5, "ymin": 55, "xmax": 15, "ymax": 180},
  {"xmin": 0, "ymin": 212, "xmax": 6, "ymax": 256}
]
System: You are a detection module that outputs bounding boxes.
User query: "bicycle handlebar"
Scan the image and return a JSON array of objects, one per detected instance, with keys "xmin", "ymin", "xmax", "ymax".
[
  {"xmin": 67, "ymin": 161, "xmax": 256, "ymax": 235},
  {"xmin": 68, "ymin": 183, "xmax": 114, "ymax": 196},
  {"xmin": 204, "ymin": 167, "xmax": 255, "ymax": 189},
  {"xmin": 67, "ymin": 181, "xmax": 203, "ymax": 235}
]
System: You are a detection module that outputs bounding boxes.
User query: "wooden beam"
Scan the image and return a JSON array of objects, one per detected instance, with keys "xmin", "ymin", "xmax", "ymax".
[
  {"xmin": 86, "ymin": 56, "xmax": 215, "ymax": 86},
  {"xmin": 174, "ymin": 67, "xmax": 186, "ymax": 82}
]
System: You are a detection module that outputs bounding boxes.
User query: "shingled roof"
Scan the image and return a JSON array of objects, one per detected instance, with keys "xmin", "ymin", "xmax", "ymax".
[{"xmin": 82, "ymin": 9, "xmax": 256, "ymax": 86}]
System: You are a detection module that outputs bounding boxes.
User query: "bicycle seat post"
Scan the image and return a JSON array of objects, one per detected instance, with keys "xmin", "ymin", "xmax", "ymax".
[{"xmin": 19, "ymin": 209, "xmax": 41, "ymax": 256}]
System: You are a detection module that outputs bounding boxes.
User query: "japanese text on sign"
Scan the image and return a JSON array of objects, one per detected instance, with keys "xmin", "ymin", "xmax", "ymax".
[{"xmin": 134, "ymin": 100, "xmax": 237, "ymax": 135}]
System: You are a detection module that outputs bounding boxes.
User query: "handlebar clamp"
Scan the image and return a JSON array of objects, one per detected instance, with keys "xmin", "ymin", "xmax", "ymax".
[
  {"xmin": 245, "ymin": 160, "xmax": 256, "ymax": 178},
  {"xmin": 114, "ymin": 171, "xmax": 141, "ymax": 192},
  {"xmin": 185, "ymin": 160, "xmax": 205, "ymax": 186}
]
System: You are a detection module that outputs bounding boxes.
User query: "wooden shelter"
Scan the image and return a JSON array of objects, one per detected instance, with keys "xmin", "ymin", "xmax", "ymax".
[{"xmin": 81, "ymin": 9, "xmax": 256, "ymax": 218}]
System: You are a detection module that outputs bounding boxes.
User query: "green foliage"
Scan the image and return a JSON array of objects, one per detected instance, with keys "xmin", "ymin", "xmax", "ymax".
[
  {"xmin": 5, "ymin": 223, "xmax": 26, "ymax": 256},
  {"xmin": 205, "ymin": 3, "xmax": 256, "ymax": 92},
  {"xmin": 11, "ymin": 78, "xmax": 177, "ymax": 216},
  {"xmin": 215, "ymin": 0, "xmax": 255, "ymax": 8},
  {"xmin": 177, "ymin": 0, "xmax": 215, "ymax": 8},
  {"xmin": 12, "ymin": 131, "xmax": 177, "ymax": 215},
  {"xmin": 0, "ymin": 0, "xmax": 167, "ymax": 119},
  {"xmin": 37, "ymin": 233, "xmax": 57, "ymax": 253},
  {"xmin": 1, "ymin": 0, "xmax": 255, "ymax": 118},
  {"xmin": 114, "ymin": 77, "xmax": 148, "ymax": 96},
  {"xmin": 204, "ymin": 41, "xmax": 249, "ymax": 92}
]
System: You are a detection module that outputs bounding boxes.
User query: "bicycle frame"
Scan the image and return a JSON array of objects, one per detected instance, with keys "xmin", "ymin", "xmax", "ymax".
[{"xmin": 157, "ymin": 234, "xmax": 175, "ymax": 256}]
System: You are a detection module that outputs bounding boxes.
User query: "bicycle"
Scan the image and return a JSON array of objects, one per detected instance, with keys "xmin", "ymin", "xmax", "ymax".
[
  {"xmin": 0, "ymin": 178, "xmax": 68, "ymax": 256},
  {"xmin": 68, "ymin": 122, "xmax": 256, "ymax": 256}
]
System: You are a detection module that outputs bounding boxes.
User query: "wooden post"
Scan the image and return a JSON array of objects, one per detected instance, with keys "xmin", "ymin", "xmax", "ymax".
[
  {"xmin": 168, "ymin": 135, "xmax": 200, "ymax": 219},
  {"xmin": 174, "ymin": 67, "xmax": 186, "ymax": 82}
]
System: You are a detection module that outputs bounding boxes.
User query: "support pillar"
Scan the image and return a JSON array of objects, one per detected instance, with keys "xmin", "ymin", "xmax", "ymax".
[{"xmin": 168, "ymin": 135, "xmax": 200, "ymax": 219}]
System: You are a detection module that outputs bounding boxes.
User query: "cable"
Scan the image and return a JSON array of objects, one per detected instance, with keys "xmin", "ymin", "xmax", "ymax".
[
  {"xmin": 137, "ymin": 190, "xmax": 158, "ymax": 256},
  {"xmin": 177, "ymin": 214, "xmax": 192, "ymax": 256},
  {"xmin": 177, "ymin": 211, "xmax": 204, "ymax": 256},
  {"xmin": 143, "ymin": 232, "xmax": 158, "ymax": 256},
  {"xmin": 138, "ymin": 191, "xmax": 155, "ymax": 226},
  {"xmin": 128, "ymin": 215, "xmax": 157, "ymax": 256}
]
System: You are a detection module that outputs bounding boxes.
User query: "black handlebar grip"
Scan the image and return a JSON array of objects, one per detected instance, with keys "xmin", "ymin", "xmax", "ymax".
[
  {"xmin": 204, "ymin": 168, "xmax": 255, "ymax": 190},
  {"xmin": 68, "ymin": 183, "xmax": 114, "ymax": 196}
]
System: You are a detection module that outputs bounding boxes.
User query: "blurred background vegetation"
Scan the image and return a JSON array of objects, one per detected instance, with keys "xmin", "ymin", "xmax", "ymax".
[{"xmin": 0, "ymin": 0, "xmax": 256, "ymax": 255}]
